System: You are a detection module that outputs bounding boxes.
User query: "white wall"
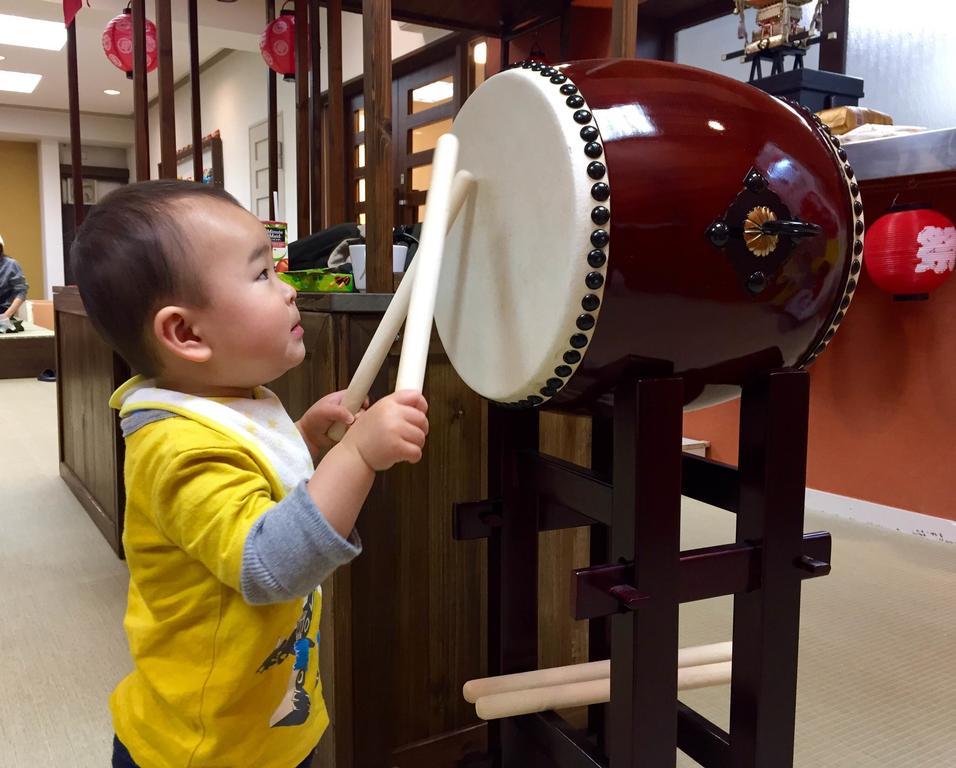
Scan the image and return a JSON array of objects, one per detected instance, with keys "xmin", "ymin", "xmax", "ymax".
[
  {"xmin": 675, "ymin": 3, "xmax": 955, "ymax": 130},
  {"xmin": 146, "ymin": 49, "xmax": 299, "ymax": 235},
  {"xmin": 0, "ymin": 106, "xmax": 134, "ymax": 297},
  {"xmin": 37, "ymin": 140, "xmax": 64, "ymax": 298},
  {"xmin": 846, "ymin": 0, "xmax": 956, "ymax": 129},
  {"xmin": 0, "ymin": 105, "xmax": 133, "ymax": 146},
  {"xmin": 676, "ymin": 7, "xmax": 819, "ymax": 83}
]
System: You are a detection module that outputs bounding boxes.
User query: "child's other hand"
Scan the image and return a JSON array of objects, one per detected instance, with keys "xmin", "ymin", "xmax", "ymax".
[
  {"xmin": 298, "ymin": 390, "xmax": 368, "ymax": 455},
  {"xmin": 341, "ymin": 390, "xmax": 429, "ymax": 471}
]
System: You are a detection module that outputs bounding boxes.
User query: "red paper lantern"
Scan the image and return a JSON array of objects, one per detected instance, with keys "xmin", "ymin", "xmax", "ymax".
[
  {"xmin": 260, "ymin": 10, "xmax": 296, "ymax": 81},
  {"xmin": 102, "ymin": 8, "xmax": 158, "ymax": 80},
  {"xmin": 865, "ymin": 206, "xmax": 956, "ymax": 300}
]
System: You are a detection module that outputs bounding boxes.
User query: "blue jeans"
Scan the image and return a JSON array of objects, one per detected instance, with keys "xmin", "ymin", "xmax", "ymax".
[{"xmin": 112, "ymin": 736, "xmax": 317, "ymax": 767}]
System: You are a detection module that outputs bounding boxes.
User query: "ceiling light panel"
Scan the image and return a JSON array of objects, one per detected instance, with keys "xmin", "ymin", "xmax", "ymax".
[
  {"xmin": 0, "ymin": 70, "xmax": 43, "ymax": 93},
  {"xmin": 0, "ymin": 14, "xmax": 68, "ymax": 51}
]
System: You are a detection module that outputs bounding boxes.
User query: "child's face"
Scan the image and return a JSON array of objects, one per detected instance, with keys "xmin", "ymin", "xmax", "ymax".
[{"xmin": 179, "ymin": 200, "xmax": 305, "ymax": 388}]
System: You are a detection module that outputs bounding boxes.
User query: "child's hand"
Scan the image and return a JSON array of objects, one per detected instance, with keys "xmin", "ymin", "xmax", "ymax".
[
  {"xmin": 297, "ymin": 390, "xmax": 368, "ymax": 457},
  {"xmin": 340, "ymin": 390, "xmax": 429, "ymax": 471}
]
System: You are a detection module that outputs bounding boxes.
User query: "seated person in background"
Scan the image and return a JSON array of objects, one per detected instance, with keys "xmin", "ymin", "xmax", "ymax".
[
  {"xmin": 72, "ymin": 180, "xmax": 430, "ymax": 768},
  {"xmin": 0, "ymin": 234, "xmax": 28, "ymax": 333}
]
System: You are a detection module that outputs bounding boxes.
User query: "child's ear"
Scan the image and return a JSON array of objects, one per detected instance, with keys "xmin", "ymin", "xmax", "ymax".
[{"xmin": 153, "ymin": 305, "xmax": 212, "ymax": 364}]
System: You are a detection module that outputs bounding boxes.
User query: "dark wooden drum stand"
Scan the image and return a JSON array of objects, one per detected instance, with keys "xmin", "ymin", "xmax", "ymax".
[{"xmin": 454, "ymin": 368, "xmax": 832, "ymax": 767}]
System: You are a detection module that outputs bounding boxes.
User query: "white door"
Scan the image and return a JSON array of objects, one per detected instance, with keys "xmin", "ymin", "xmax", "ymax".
[{"xmin": 250, "ymin": 115, "xmax": 284, "ymax": 221}]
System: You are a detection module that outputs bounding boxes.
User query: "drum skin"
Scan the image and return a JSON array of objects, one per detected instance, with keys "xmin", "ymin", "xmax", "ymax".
[{"xmin": 441, "ymin": 59, "xmax": 863, "ymax": 412}]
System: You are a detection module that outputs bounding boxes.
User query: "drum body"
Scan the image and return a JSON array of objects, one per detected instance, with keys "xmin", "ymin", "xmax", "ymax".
[{"xmin": 434, "ymin": 59, "xmax": 863, "ymax": 411}]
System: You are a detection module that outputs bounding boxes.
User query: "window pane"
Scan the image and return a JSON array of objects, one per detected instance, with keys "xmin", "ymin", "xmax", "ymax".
[
  {"xmin": 410, "ymin": 117, "xmax": 453, "ymax": 154},
  {"xmin": 355, "ymin": 143, "xmax": 366, "ymax": 168},
  {"xmin": 411, "ymin": 164, "xmax": 432, "ymax": 192},
  {"xmin": 473, "ymin": 41, "xmax": 487, "ymax": 87},
  {"xmin": 355, "ymin": 108, "xmax": 365, "ymax": 133},
  {"xmin": 358, "ymin": 212, "xmax": 366, "ymax": 225},
  {"xmin": 410, "ymin": 76, "xmax": 453, "ymax": 114},
  {"xmin": 356, "ymin": 178, "xmax": 366, "ymax": 203}
]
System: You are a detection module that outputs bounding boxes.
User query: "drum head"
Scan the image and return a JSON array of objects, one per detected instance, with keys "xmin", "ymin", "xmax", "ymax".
[{"xmin": 434, "ymin": 67, "xmax": 608, "ymax": 406}]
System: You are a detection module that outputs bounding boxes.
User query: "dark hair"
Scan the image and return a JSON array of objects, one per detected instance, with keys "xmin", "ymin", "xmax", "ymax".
[{"xmin": 71, "ymin": 180, "xmax": 243, "ymax": 374}]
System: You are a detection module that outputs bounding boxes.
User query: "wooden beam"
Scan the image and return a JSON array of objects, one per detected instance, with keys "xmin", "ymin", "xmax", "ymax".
[
  {"xmin": 188, "ymin": 0, "xmax": 202, "ymax": 182},
  {"xmin": 132, "ymin": 0, "xmax": 150, "ymax": 181},
  {"xmin": 362, "ymin": 0, "xmax": 394, "ymax": 293},
  {"xmin": 267, "ymin": 0, "xmax": 278, "ymax": 221},
  {"xmin": 295, "ymin": 0, "xmax": 311, "ymax": 236},
  {"xmin": 156, "ymin": 0, "xmax": 177, "ymax": 178},
  {"xmin": 66, "ymin": 18, "xmax": 84, "ymax": 268},
  {"xmin": 611, "ymin": 0, "xmax": 639, "ymax": 58},
  {"xmin": 310, "ymin": 0, "xmax": 323, "ymax": 231},
  {"xmin": 327, "ymin": 0, "xmax": 346, "ymax": 226},
  {"xmin": 819, "ymin": 0, "xmax": 849, "ymax": 74},
  {"xmin": 60, "ymin": 165, "xmax": 130, "ymax": 183}
]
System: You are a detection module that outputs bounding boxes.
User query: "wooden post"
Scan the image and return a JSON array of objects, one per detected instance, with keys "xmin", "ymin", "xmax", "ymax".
[
  {"xmin": 132, "ymin": 0, "xmax": 150, "ymax": 182},
  {"xmin": 188, "ymin": 0, "xmax": 202, "ymax": 183},
  {"xmin": 266, "ymin": 0, "xmax": 278, "ymax": 221},
  {"xmin": 588, "ymin": 414, "xmax": 613, "ymax": 752},
  {"xmin": 729, "ymin": 370, "xmax": 809, "ymax": 767},
  {"xmin": 310, "ymin": 0, "xmax": 323, "ymax": 231},
  {"xmin": 156, "ymin": 0, "xmax": 176, "ymax": 179},
  {"xmin": 499, "ymin": 36, "xmax": 510, "ymax": 71},
  {"xmin": 295, "ymin": 0, "xmax": 311, "ymax": 236},
  {"xmin": 488, "ymin": 406, "xmax": 540, "ymax": 764},
  {"xmin": 609, "ymin": 377, "xmax": 682, "ymax": 764},
  {"xmin": 362, "ymin": 0, "xmax": 393, "ymax": 293},
  {"xmin": 66, "ymin": 18, "xmax": 84, "ymax": 283},
  {"xmin": 327, "ymin": 0, "xmax": 346, "ymax": 226},
  {"xmin": 611, "ymin": 0, "xmax": 639, "ymax": 58},
  {"xmin": 819, "ymin": 0, "xmax": 849, "ymax": 73}
]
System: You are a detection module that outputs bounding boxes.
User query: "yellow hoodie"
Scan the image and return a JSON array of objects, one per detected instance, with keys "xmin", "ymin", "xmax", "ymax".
[{"xmin": 109, "ymin": 379, "xmax": 329, "ymax": 768}]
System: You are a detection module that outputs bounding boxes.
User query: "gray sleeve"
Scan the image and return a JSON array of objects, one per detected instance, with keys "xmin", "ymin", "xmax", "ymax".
[
  {"xmin": 240, "ymin": 481, "xmax": 362, "ymax": 605},
  {"xmin": 10, "ymin": 261, "xmax": 27, "ymax": 300}
]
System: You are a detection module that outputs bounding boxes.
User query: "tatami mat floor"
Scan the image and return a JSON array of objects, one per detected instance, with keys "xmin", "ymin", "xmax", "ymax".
[{"xmin": 0, "ymin": 377, "xmax": 953, "ymax": 767}]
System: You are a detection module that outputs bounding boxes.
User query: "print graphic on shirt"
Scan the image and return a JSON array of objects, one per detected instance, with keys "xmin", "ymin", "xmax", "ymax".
[{"xmin": 258, "ymin": 593, "xmax": 321, "ymax": 727}]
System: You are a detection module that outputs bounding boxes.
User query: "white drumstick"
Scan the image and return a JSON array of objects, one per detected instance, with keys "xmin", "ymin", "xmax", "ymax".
[
  {"xmin": 462, "ymin": 641, "xmax": 731, "ymax": 703},
  {"xmin": 326, "ymin": 168, "xmax": 475, "ymax": 442},
  {"xmin": 395, "ymin": 133, "xmax": 460, "ymax": 392},
  {"xmin": 474, "ymin": 661, "xmax": 732, "ymax": 721}
]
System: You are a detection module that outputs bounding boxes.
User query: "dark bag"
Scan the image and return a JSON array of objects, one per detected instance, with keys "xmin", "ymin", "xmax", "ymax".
[{"xmin": 288, "ymin": 223, "xmax": 363, "ymax": 271}]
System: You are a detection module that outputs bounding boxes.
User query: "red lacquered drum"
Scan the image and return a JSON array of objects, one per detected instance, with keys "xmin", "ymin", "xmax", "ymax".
[{"xmin": 433, "ymin": 59, "xmax": 863, "ymax": 411}]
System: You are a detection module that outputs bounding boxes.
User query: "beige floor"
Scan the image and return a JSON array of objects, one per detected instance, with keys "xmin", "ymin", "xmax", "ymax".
[{"xmin": 0, "ymin": 377, "xmax": 953, "ymax": 767}]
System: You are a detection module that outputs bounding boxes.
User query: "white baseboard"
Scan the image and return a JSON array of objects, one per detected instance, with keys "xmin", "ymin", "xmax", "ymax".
[{"xmin": 805, "ymin": 488, "xmax": 956, "ymax": 545}]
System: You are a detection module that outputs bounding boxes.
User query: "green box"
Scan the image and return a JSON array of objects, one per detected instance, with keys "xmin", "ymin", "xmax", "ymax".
[{"xmin": 277, "ymin": 268, "xmax": 356, "ymax": 293}]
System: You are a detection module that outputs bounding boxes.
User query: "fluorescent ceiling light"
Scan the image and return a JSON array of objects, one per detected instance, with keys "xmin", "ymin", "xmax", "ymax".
[
  {"xmin": 0, "ymin": 14, "xmax": 68, "ymax": 51},
  {"xmin": 0, "ymin": 70, "xmax": 43, "ymax": 93},
  {"xmin": 104, "ymin": 89, "xmax": 121, "ymax": 96},
  {"xmin": 412, "ymin": 81, "xmax": 454, "ymax": 103}
]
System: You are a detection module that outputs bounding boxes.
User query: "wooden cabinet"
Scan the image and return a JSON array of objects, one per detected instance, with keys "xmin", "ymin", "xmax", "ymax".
[
  {"xmin": 53, "ymin": 286, "xmax": 129, "ymax": 557},
  {"xmin": 269, "ymin": 293, "xmax": 489, "ymax": 768}
]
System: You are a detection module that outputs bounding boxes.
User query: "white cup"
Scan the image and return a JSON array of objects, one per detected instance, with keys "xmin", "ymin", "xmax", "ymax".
[{"xmin": 348, "ymin": 244, "xmax": 409, "ymax": 291}]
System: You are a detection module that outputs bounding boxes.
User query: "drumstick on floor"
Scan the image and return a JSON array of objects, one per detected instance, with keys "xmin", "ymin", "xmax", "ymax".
[
  {"xmin": 463, "ymin": 641, "xmax": 731, "ymax": 703},
  {"xmin": 326, "ymin": 165, "xmax": 476, "ymax": 442},
  {"xmin": 473, "ymin": 661, "xmax": 732, "ymax": 721}
]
